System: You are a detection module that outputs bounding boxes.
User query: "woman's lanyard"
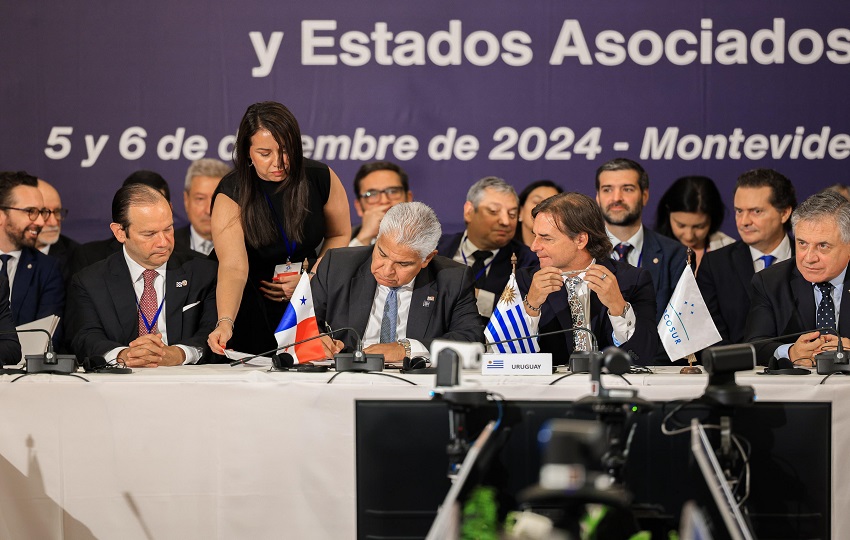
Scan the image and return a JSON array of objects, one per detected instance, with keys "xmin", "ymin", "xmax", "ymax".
[
  {"xmin": 460, "ymin": 235, "xmax": 494, "ymax": 282},
  {"xmin": 137, "ymin": 296, "xmax": 166, "ymax": 334},
  {"xmin": 263, "ymin": 190, "xmax": 296, "ymax": 262}
]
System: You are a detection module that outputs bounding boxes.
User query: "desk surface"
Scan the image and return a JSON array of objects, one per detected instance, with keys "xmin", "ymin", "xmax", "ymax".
[{"xmin": 0, "ymin": 365, "xmax": 845, "ymax": 539}]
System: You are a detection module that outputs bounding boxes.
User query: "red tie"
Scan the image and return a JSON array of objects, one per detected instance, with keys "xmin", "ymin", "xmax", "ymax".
[{"xmin": 138, "ymin": 269, "xmax": 159, "ymax": 335}]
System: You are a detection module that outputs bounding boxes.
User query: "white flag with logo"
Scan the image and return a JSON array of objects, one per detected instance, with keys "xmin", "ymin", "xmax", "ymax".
[
  {"xmin": 485, "ymin": 273, "xmax": 538, "ymax": 353},
  {"xmin": 658, "ymin": 266, "xmax": 722, "ymax": 361}
]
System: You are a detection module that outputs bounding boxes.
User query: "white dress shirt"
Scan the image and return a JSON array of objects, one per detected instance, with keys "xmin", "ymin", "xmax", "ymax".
[
  {"xmin": 451, "ymin": 234, "xmax": 498, "ymax": 317},
  {"xmin": 362, "ymin": 279, "xmax": 428, "ymax": 357},
  {"xmin": 189, "ymin": 226, "xmax": 214, "ymax": 256}
]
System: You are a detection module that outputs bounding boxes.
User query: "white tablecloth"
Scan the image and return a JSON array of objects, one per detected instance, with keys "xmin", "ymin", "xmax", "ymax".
[{"xmin": 0, "ymin": 365, "xmax": 845, "ymax": 538}]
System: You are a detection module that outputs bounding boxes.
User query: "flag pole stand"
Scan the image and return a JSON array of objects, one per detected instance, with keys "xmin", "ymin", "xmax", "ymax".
[{"xmin": 680, "ymin": 353, "xmax": 702, "ymax": 374}]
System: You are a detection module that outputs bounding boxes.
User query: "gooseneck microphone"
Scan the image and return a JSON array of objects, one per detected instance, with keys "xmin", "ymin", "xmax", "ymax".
[
  {"xmin": 0, "ymin": 328, "xmax": 76, "ymax": 374},
  {"xmin": 229, "ymin": 327, "xmax": 358, "ymax": 366}
]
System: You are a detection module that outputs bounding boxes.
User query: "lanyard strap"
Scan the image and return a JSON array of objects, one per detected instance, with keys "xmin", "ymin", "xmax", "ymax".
[
  {"xmin": 262, "ymin": 190, "xmax": 296, "ymax": 261},
  {"xmin": 137, "ymin": 296, "xmax": 166, "ymax": 334}
]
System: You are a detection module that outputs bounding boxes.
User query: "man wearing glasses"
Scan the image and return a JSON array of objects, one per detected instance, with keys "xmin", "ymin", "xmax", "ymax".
[
  {"xmin": 349, "ymin": 161, "xmax": 413, "ymax": 247},
  {"xmin": 36, "ymin": 178, "xmax": 78, "ymax": 281},
  {"xmin": 0, "ymin": 171, "xmax": 64, "ymax": 340},
  {"xmin": 437, "ymin": 176, "xmax": 536, "ymax": 318}
]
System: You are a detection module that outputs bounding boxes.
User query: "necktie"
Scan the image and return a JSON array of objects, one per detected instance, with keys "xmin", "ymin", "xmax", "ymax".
[
  {"xmin": 0, "ymin": 254, "xmax": 10, "ymax": 281},
  {"xmin": 614, "ymin": 243, "xmax": 633, "ymax": 263},
  {"xmin": 199, "ymin": 240, "xmax": 213, "ymax": 256},
  {"xmin": 565, "ymin": 276, "xmax": 591, "ymax": 352},
  {"xmin": 138, "ymin": 269, "xmax": 160, "ymax": 336},
  {"xmin": 470, "ymin": 250, "xmax": 491, "ymax": 288},
  {"xmin": 379, "ymin": 287, "xmax": 401, "ymax": 343},
  {"xmin": 816, "ymin": 282, "xmax": 837, "ymax": 334},
  {"xmin": 759, "ymin": 254, "xmax": 776, "ymax": 269}
]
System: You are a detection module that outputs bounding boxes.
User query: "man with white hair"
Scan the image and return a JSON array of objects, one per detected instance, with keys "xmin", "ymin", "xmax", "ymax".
[
  {"xmin": 745, "ymin": 190, "xmax": 850, "ymax": 365},
  {"xmin": 36, "ymin": 178, "xmax": 79, "ymax": 280},
  {"xmin": 176, "ymin": 158, "xmax": 231, "ymax": 255},
  {"xmin": 312, "ymin": 202, "xmax": 484, "ymax": 362}
]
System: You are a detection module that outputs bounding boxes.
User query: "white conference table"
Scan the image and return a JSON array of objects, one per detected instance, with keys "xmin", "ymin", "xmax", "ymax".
[{"xmin": 0, "ymin": 364, "xmax": 845, "ymax": 539}]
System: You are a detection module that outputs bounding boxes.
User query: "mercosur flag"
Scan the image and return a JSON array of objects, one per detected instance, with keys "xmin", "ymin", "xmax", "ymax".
[{"xmin": 658, "ymin": 266, "xmax": 722, "ymax": 361}]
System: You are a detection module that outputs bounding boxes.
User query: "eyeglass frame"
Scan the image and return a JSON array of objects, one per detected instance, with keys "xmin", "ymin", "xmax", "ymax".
[
  {"xmin": 358, "ymin": 186, "xmax": 407, "ymax": 204},
  {"xmin": 0, "ymin": 206, "xmax": 64, "ymax": 222}
]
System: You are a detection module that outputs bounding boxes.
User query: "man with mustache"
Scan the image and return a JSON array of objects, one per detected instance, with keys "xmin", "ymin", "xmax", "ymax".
[
  {"xmin": 66, "ymin": 184, "xmax": 218, "ymax": 367},
  {"xmin": 0, "ymin": 172, "xmax": 64, "ymax": 336},
  {"xmin": 36, "ymin": 178, "xmax": 79, "ymax": 282},
  {"xmin": 437, "ymin": 177, "xmax": 536, "ymax": 318},
  {"xmin": 595, "ymin": 158, "xmax": 687, "ymax": 325},
  {"xmin": 313, "ymin": 202, "xmax": 483, "ymax": 362}
]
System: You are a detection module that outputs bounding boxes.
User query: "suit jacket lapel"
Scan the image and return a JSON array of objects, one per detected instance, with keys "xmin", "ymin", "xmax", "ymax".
[
  {"xmin": 165, "ymin": 260, "xmax": 189, "ymax": 342},
  {"xmin": 11, "ymin": 249, "xmax": 36, "ymax": 316},
  {"xmin": 107, "ymin": 254, "xmax": 141, "ymax": 343},
  {"xmin": 839, "ymin": 263, "xmax": 850, "ymax": 336},
  {"xmin": 408, "ymin": 265, "xmax": 437, "ymax": 340},
  {"xmin": 640, "ymin": 231, "xmax": 663, "ymax": 291},
  {"xmin": 790, "ymin": 267, "xmax": 816, "ymax": 330},
  {"xmin": 349, "ymin": 256, "xmax": 377, "ymax": 336},
  {"xmin": 731, "ymin": 243, "xmax": 756, "ymax": 297}
]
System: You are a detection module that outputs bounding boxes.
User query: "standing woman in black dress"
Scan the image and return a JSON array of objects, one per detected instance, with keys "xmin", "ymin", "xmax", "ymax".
[{"xmin": 207, "ymin": 101, "xmax": 350, "ymax": 355}]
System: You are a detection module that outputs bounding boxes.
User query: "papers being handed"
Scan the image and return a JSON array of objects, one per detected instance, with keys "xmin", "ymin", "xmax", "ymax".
[
  {"xmin": 225, "ymin": 349, "xmax": 273, "ymax": 367},
  {"xmin": 224, "ymin": 349, "xmax": 334, "ymax": 368}
]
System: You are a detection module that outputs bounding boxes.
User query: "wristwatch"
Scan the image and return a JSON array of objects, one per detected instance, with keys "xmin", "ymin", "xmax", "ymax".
[
  {"xmin": 397, "ymin": 338, "xmax": 412, "ymax": 359},
  {"xmin": 617, "ymin": 302, "xmax": 632, "ymax": 318}
]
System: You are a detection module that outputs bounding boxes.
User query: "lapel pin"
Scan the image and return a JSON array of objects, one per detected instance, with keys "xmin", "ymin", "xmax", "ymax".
[
  {"xmin": 27, "ymin": 264, "xmax": 32, "ymax": 269},
  {"xmin": 423, "ymin": 301, "xmax": 431, "ymax": 307},
  {"xmin": 176, "ymin": 280, "xmax": 188, "ymax": 288},
  {"xmin": 653, "ymin": 257, "xmax": 659, "ymax": 264},
  {"xmin": 427, "ymin": 295, "xmax": 435, "ymax": 301}
]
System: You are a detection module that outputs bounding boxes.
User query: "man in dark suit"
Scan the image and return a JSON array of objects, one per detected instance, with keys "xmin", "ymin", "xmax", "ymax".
[
  {"xmin": 348, "ymin": 161, "xmax": 413, "ymax": 248},
  {"xmin": 595, "ymin": 158, "xmax": 686, "ymax": 324},
  {"xmin": 0, "ymin": 274, "xmax": 22, "ymax": 365},
  {"xmin": 36, "ymin": 179, "xmax": 79, "ymax": 282},
  {"xmin": 437, "ymin": 176, "xmax": 537, "ymax": 319},
  {"xmin": 176, "ymin": 158, "xmax": 230, "ymax": 256},
  {"xmin": 67, "ymin": 170, "xmax": 179, "ymax": 279},
  {"xmin": 517, "ymin": 193, "xmax": 658, "ymax": 365},
  {"xmin": 698, "ymin": 169, "xmax": 797, "ymax": 345},
  {"xmin": 312, "ymin": 202, "xmax": 483, "ymax": 362},
  {"xmin": 66, "ymin": 184, "xmax": 218, "ymax": 367},
  {"xmin": 745, "ymin": 191, "xmax": 850, "ymax": 366},
  {"xmin": 0, "ymin": 172, "xmax": 64, "ymax": 337}
]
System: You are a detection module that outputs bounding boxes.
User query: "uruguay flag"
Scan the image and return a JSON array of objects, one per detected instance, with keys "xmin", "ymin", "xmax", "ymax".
[
  {"xmin": 485, "ymin": 273, "xmax": 538, "ymax": 353},
  {"xmin": 273, "ymin": 273, "xmax": 325, "ymax": 363}
]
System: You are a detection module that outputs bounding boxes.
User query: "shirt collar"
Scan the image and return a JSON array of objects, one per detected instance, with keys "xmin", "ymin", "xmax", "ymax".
[
  {"xmin": 123, "ymin": 246, "xmax": 167, "ymax": 282},
  {"xmin": 748, "ymin": 234, "xmax": 791, "ymax": 261},
  {"xmin": 606, "ymin": 225, "xmax": 644, "ymax": 254},
  {"xmin": 462, "ymin": 233, "xmax": 498, "ymax": 258}
]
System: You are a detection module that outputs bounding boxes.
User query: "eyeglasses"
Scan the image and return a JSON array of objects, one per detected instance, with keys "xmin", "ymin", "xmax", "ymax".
[
  {"xmin": 0, "ymin": 206, "xmax": 54, "ymax": 221},
  {"xmin": 359, "ymin": 187, "xmax": 406, "ymax": 203},
  {"xmin": 47, "ymin": 208, "xmax": 70, "ymax": 221}
]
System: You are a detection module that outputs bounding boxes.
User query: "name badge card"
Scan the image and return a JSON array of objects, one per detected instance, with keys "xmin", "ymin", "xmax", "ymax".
[
  {"xmin": 481, "ymin": 353, "xmax": 552, "ymax": 375},
  {"xmin": 273, "ymin": 261, "xmax": 302, "ymax": 282}
]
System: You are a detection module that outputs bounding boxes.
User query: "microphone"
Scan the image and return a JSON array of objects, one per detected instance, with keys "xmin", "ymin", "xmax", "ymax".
[
  {"xmin": 229, "ymin": 327, "xmax": 357, "ymax": 367},
  {"xmin": 486, "ymin": 326, "xmax": 599, "ymax": 372},
  {"xmin": 717, "ymin": 327, "xmax": 842, "ymax": 375},
  {"xmin": 0, "ymin": 328, "xmax": 76, "ymax": 374}
]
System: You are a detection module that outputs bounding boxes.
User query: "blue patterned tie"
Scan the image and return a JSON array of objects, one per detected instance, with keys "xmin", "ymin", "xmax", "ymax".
[
  {"xmin": 759, "ymin": 254, "xmax": 776, "ymax": 269},
  {"xmin": 379, "ymin": 287, "xmax": 401, "ymax": 343},
  {"xmin": 614, "ymin": 243, "xmax": 633, "ymax": 263},
  {"xmin": 816, "ymin": 282, "xmax": 836, "ymax": 334}
]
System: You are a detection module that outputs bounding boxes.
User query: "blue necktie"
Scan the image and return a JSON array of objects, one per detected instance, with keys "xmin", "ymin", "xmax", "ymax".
[
  {"xmin": 379, "ymin": 287, "xmax": 401, "ymax": 343},
  {"xmin": 759, "ymin": 254, "xmax": 776, "ymax": 269},
  {"xmin": 816, "ymin": 282, "xmax": 837, "ymax": 334},
  {"xmin": 614, "ymin": 243, "xmax": 633, "ymax": 263}
]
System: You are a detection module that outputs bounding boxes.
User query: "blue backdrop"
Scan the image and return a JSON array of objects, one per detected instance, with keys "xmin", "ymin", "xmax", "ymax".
[{"xmin": 2, "ymin": 0, "xmax": 848, "ymax": 240}]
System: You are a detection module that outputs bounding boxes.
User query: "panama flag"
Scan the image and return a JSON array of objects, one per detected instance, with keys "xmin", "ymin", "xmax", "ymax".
[
  {"xmin": 273, "ymin": 273, "xmax": 325, "ymax": 363},
  {"xmin": 485, "ymin": 273, "xmax": 538, "ymax": 353},
  {"xmin": 658, "ymin": 266, "xmax": 722, "ymax": 361}
]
